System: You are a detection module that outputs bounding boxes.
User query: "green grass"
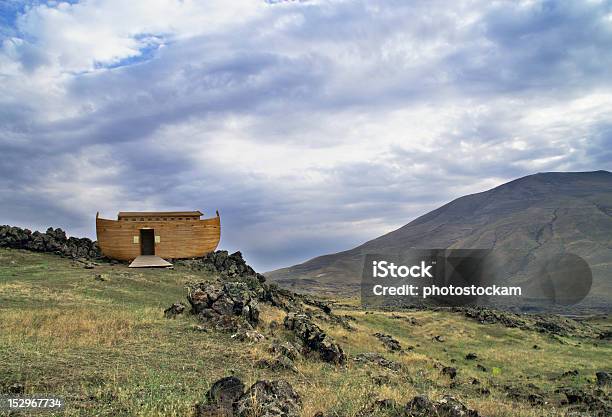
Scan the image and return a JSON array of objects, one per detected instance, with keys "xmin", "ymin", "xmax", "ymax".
[{"xmin": 0, "ymin": 248, "xmax": 610, "ymax": 416}]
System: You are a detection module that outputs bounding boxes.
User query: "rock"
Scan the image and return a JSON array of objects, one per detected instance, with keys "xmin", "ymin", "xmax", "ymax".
[
  {"xmin": 532, "ymin": 344, "xmax": 540, "ymax": 349},
  {"xmin": 176, "ymin": 250, "xmax": 264, "ymax": 282},
  {"xmin": 404, "ymin": 395, "xmax": 480, "ymax": 417},
  {"xmin": 255, "ymin": 356, "xmax": 298, "ymax": 373},
  {"xmin": 599, "ymin": 331, "xmax": 612, "ymax": 340},
  {"xmin": 465, "ymin": 353, "xmax": 478, "ymax": 360},
  {"xmin": 476, "ymin": 364, "xmax": 487, "ymax": 372},
  {"xmin": 432, "ymin": 335, "xmax": 445, "ymax": 342},
  {"xmin": 234, "ymin": 380, "xmax": 302, "ymax": 417},
  {"xmin": 207, "ymin": 376, "xmax": 245, "ymax": 407},
  {"xmin": 84, "ymin": 263, "xmax": 95, "ymax": 269},
  {"xmin": 164, "ymin": 302, "xmax": 186, "ymax": 318},
  {"xmin": 373, "ymin": 333, "xmax": 402, "ymax": 351},
  {"xmin": 596, "ymin": 371, "xmax": 611, "ymax": 386},
  {"xmin": 231, "ymin": 330, "xmax": 265, "ymax": 343},
  {"xmin": 284, "ymin": 313, "xmax": 346, "ymax": 365},
  {"xmin": 561, "ymin": 369, "xmax": 579, "ymax": 378},
  {"xmin": 442, "ymin": 366, "xmax": 457, "ymax": 379},
  {"xmin": 0, "ymin": 225, "xmax": 101, "ymax": 260},
  {"xmin": 269, "ymin": 341, "xmax": 300, "ymax": 361},
  {"xmin": 188, "ymin": 281, "xmax": 260, "ymax": 331},
  {"xmin": 191, "ymin": 325, "xmax": 209, "ymax": 332},
  {"xmin": 505, "ymin": 384, "xmax": 545, "ymax": 406},
  {"xmin": 7, "ymin": 383, "xmax": 24, "ymax": 394},
  {"xmin": 195, "ymin": 376, "xmax": 245, "ymax": 417},
  {"xmin": 463, "ymin": 306, "xmax": 526, "ymax": 328},
  {"xmin": 94, "ymin": 273, "xmax": 108, "ymax": 281},
  {"xmin": 353, "ymin": 353, "xmax": 401, "ymax": 371}
]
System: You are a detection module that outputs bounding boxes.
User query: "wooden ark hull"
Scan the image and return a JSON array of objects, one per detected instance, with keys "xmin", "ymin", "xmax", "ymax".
[{"xmin": 96, "ymin": 214, "xmax": 220, "ymax": 261}]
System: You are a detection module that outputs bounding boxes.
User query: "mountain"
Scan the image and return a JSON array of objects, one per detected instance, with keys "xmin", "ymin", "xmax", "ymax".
[{"xmin": 267, "ymin": 171, "xmax": 612, "ymax": 308}]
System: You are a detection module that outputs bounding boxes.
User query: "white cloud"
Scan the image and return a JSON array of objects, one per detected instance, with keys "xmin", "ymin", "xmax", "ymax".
[{"xmin": 0, "ymin": 0, "xmax": 611, "ymax": 270}]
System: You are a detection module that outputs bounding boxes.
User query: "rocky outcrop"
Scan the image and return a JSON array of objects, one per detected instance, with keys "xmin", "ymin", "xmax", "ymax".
[
  {"xmin": 0, "ymin": 225, "xmax": 100, "ymax": 260},
  {"xmin": 284, "ymin": 313, "xmax": 346, "ymax": 365},
  {"xmin": 404, "ymin": 395, "xmax": 480, "ymax": 417},
  {"xmin": 373, "ymin": 333, "xmax": 402, "ymax": 351},
  {"xmin": 353, "ymin": 352, "xmax": 401, "ymax": 371},
  {"xmin": 188, "ymin": 281, "xmax": 260, "ymax": 331},
  {"xmin": 596, "ymin": 371, "xmax": 611, "ymax": 386},
  {"xmin": 196, "ymin": 377, "xmax": 302, "ymax": 417},
  {"xmin": 164, "ymin": 302, "xmax": 186, "ymax": 318},
  {"xmin": 177, "ymin": 251, "xmax": 265, "ymax": 283}
]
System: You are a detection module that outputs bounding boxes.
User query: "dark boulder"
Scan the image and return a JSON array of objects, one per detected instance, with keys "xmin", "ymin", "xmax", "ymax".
[
  {"xmin": 373, "ymin": 333, "xmax": 402, "ymax": 351},
  {"xmin": 442, "ymin": 367, "xmax": 457, "ymax": 379},
  {"xmin": 0, "ymin": 225, "xmax": 101, "ymax": 260},
  {"xmin": 465, "ymin": 353, "xmax": 478, "ymax": 360},
  {"xmin": 177, "ymin": 250, "xmax": 265, "ymax": 283},
  {"xmin": 269, "ymin": 341, "xmax": 300, "ymax": 361},
  {"xmin": 284, "ymin": 313, "xmax": 346, "ymax": 365},
  {"xmin": 404, "ymin": 395, "xmax": 480, "ymax": 417},
  {"xmin": 234, "ymin": 380, "xmax": 302, "ymax": 417},
  {"xmin": 195, "ymin": 376, "xmax": 245, "ymax": 417},
  {"xmin": 164, "ymin": 302, "xmax": 186, "ymax": 318},
  {"xmin": 596, "ymin": 371, "xmax": 611, "ymax": 386},
  {"xmin": 188, "ymin": 281, "xmax": 260, "ymax": 331},
  {"xmin": 353, "ymin": 352, "xmax": 401, "ymax": 371}
]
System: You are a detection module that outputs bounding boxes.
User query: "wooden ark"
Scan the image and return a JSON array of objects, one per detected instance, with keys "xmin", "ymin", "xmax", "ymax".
[{"xmin": 96, "ymin": 210, "xmax": 220, "ymax": 261}]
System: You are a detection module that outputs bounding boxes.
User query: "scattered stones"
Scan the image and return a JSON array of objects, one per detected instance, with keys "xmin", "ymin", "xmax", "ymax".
[
  {"xmin": 462, "ymin": 306, "xmax": 526, "ymax": 328},
  {"xmin": 596, "ymin": 371, "xmax": 611, "ymax": 386},
  {"xmin": 94, "ymin": 273, "xmax": 108, "ymax": 281},
  {"xmin": 558, "ymin": 387, "xmax": 611, "ymax": 415},
  {"xmin": 561, "ymin": 370, "xmax": 579, "ymax": 378},
  {"xmin": 599, "ymin": 331, "xmax": 612, "ymax": 340},
  {"xmin": 269, "ymin": 341, "xmax": 300, "ymax": 361},
  {"xmin": 465, "ymin": 352, "xmax": 478, "ymax": 360},
  {"xmin": 164, "ymin": 302, "xmax": 186, "ymax": 318},
  {"xmin": 255, "ymin": 356, "xmax": 298, "ymax": 373},
  {"xmin": 7, "ymin": 383, "xmax": 24, "ymax": 395},
  {"xmin": 234, "ymin": 380, "xmax": 302, "ymax": 417},
  {"xmin": 195, "ymin": 376, "xmax": 245, "ymax": 417},
  {"xmin": 188, "ymin": 281, "xmax": 260, "ymax": 331},
  {"xmin": 207, "ymin": 377, "xmax": 245, "ymax": 408},
  {"xmin": 391, "ymin": 314, "xmax": 420, "ymax": 326},
  {"xmin": 0, "ymin": 225, "xmax": 101, "ymax": 260},
  {"xmin": 231, "ymin": 329, "xmax": 265, "ymax": 343},
  {"xmin": 505, "ymin": 384, "xmax": 545, "ymax": 406},
  {"xmin": 177, "ymin": 250, "xmax": 265, "ymax": 283},
  {"xmin": 373, "ymin": 333, "xmax": 402, "ymax": 351},
  {"xmin": 284, "ymin": 313, "xmax": 346, "ymax": 364},
  {"xmin": 442, "ymin": 366, "xmax": 457, "ymax": 379},
  {"xmin": 353, "ymin": 353, "xmax": 401, "ymax": 371},
  {"xmin": 196, "ymin": 377, "xmax": 302, "ymax": 417},
  {"xmin": 404, "ymin": 395, "xmax": 480, "ymax": 417}
]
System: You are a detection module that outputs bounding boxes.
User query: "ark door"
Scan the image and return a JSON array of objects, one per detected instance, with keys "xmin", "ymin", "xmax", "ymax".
[{"xmin": 140, "ymin": 229, "xmax": 155, "ymax": 255}]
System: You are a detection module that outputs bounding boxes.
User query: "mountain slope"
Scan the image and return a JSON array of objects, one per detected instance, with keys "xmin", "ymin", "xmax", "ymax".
[{"xmin": 267, "ymin": 171, "xmax": 612, "ymax": 304}]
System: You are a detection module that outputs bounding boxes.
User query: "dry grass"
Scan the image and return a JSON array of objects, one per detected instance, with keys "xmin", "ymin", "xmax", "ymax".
[{"xmin": 0, "ymin": 249, "xmax": 610, "ymax": 417}]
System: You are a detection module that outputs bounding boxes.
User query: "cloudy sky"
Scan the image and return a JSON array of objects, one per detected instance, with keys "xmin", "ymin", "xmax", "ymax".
[{"xmin": 1, "ymin": 0, "xmax": 611, "ymax": 271}]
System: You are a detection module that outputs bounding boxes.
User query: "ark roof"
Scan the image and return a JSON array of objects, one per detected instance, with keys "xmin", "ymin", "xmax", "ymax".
[{"xmin": 117, "ymin": 211, "xmax": 202, "ymax": 218}]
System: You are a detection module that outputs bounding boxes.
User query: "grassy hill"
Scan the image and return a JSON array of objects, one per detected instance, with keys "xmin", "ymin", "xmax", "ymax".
[
  {"xmin": 0, "ymin": 248, "xmax": 610, "ymax": 416},
  {"xmin": 266, "ymin": 171, "xmax": 612, "ymax": 309}
]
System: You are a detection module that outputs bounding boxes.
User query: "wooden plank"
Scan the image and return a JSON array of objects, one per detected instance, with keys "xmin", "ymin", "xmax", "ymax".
[
  {"xmin": 96, "ymin": 213, "xmax": 221, "ymax": 261},
  {"xmin": 128, "ymin": 255, "xmax": 173, "ymax": 268}
]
